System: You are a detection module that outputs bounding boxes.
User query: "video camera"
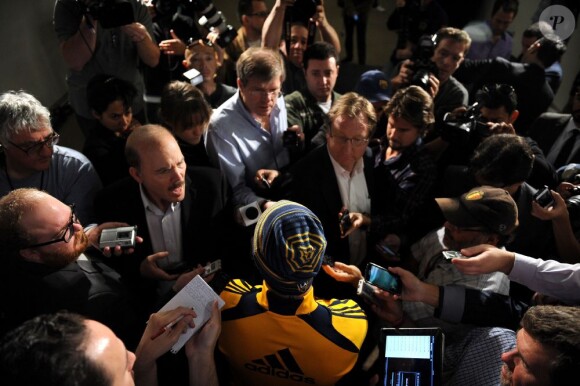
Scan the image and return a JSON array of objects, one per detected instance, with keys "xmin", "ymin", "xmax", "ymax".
[
  {"xmin": 188, "ymin": 0, "xmax": 237, "ymax": 47},
  {"xmin": 409, "ymin": 34, "xmax": 439, "ymax": 92},
  {"xmin": 284, "ymin": 0, "xmax": 320, "ymax": 52},
  {"xmin": 441, "ymin": 102, "xmax": 490, "ymax": 140},
  {"xmin": 84, "ymin": 0, "xmax": 135, "ymax": 29}
]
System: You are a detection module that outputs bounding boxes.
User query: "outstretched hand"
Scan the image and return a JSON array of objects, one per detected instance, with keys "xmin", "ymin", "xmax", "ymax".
[{"xmin": 453, "ymin": 244, "xmax": 515, "ymax": 275}]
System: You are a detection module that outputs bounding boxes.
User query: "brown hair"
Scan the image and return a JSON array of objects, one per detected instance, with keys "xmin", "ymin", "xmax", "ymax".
[
  {"xmin": 159, "ymin": 81, "xmax": 212, "ymax": 133},
  {"xmin": 236, "ymin": 47, "xmax": 285, "ymax": 86},
  {"xmin": 328, "ymin": 92, "xmax": 377, "ymax": 137},
  {"xmin": 384, "ymin": 86, "xmax": 435, "ymax": 132}
]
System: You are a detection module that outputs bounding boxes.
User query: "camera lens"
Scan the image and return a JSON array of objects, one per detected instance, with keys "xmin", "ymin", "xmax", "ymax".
[{"xmin": 245, "ymin": 206, "xmax": 260, "ymax": 220}]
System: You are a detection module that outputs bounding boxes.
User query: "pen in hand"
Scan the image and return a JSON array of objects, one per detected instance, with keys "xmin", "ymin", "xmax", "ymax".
[
  {"xmin": 150, "ymin": 314, "xmax": 187, "ymax": 340},
  {"xmin": 260, "ymin": 175, "xmax": 271, "ymax": 189}
]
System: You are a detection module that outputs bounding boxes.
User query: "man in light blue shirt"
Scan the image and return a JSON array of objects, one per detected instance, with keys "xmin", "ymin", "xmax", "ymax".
[{"xmin": 207, "ymin": 47, "xmax": 298, "ymax": 208}]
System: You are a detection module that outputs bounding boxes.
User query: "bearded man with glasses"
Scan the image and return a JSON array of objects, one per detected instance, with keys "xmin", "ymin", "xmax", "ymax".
[
  {"xmin": 0, "ymin": 188, "xmax": 142, "ymax": 349},
  {"xmin": 0, "ymin": 91, "xmax": 102, "ymax": 224}
]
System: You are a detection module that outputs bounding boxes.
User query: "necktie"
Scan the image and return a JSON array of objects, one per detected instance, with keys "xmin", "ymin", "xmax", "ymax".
[{"xmin": 554, "ymin": 129, "xmax": 580, "ymax": 168}]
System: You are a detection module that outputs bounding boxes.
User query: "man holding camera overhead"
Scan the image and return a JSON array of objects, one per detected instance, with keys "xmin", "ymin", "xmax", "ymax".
[
  {"xmin": 262, "ymin": 0, "xmax": 341, "ymax": 95},
  {"xmin": 54, "ymin": 0, "xmax": 160, "ymax": 136}
]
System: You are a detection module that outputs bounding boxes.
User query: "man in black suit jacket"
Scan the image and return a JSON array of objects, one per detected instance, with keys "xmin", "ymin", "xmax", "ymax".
[
  {"xmin": 528, "ymin": 90, "xmax": 580, "ymax": 170},
  {"xmin": 94, "ymin": 124, "xmax": 233, "ymax": 316},
  {"xmin": 454, "ymin": 36, "xmax": 567, "ymax": 135},
  {"xmin": 269, "ymin": 93, "xmax": 377, "ymax": 300}
]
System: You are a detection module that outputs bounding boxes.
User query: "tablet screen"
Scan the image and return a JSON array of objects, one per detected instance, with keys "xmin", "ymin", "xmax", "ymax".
[{"xmin": 379, "ymin": 328, "xmax": 444, "ymax": 386}]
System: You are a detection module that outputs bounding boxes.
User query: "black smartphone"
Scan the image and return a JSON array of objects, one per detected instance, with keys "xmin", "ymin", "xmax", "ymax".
[
  {"xmin": 365, "ymin": 262, "xmax": 402, "ymax": 295},
  {"xmin": 376, "ymin": 243, "xmax": 397, "ymax": 257},
  {"xmin": 339, "ymin": 208, "xmax": 352, "ymax": 235},
  {"xmin": 322, "ymin": 255, "xmax": 334, "ymax": 267},
  {"xmin": 533, "ymin": 185, "xmax": 555, "ymax": 208}
]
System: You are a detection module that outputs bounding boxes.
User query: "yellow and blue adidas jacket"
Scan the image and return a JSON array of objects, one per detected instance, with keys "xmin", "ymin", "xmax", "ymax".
[{"xmin": 218, "ymin": 279, "xmax": 368, "ymax": 386}]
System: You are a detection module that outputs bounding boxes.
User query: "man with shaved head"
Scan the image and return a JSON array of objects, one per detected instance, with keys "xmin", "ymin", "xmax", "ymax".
[{"xmin": 94, "ymin": 124, "xmax": 232, "ymax": 317}]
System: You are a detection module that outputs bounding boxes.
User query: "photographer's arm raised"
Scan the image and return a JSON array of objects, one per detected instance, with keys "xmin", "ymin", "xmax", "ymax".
[
  {"xmin": 59, "ymin": 15, "xmax": 97, "ymax": 71},
  {"xmin": 121, "ymin": 22, "xmax": 160, "ymax": 67},
  {"xmin": 531, "ymin": 191, "xmax": 580, "ymax": 264},
  {"xmin": 262, "ymin": 0, "xmax": 292, "ymax": 50},
  {"xmin": 312, "ymin": 0, "xmax": 341, "ymax": 55}
]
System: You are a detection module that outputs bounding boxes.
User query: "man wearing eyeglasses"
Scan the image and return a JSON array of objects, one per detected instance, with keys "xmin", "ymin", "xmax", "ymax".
[
  {"xmin": 0, "ymin": 188, "xmax": 141, "ymax": 347},
  {"xmin": 221, "ymin": 0, "xmax": 270, "ymax": 87},
  {"xmin": 0, "ymin": 91, "xmax": 102, "ymax": 224},
  {"xmin": 207, "ymin": 47, "xmax": 294, "ymax": 209},
  {"xmin": 263, "ymin": 92, "xmax": 376, "ymax": 300}
]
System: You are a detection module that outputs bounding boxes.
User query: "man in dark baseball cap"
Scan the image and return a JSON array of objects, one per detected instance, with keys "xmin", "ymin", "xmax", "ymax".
[{"xmin": 436, "ymin": 185, "xmax": 519, "ymax": 242}]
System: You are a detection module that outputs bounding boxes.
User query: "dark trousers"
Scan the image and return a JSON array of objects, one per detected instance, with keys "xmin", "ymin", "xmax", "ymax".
[{"xmin": 343, "ymin": 13, "xmax": 368, "ymax": 65}]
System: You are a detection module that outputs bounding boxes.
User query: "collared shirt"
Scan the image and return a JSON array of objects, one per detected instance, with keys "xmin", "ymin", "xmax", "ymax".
[
  {"xmin": 207, "ymin": 91, "xmax": 290, "ymax": 206},
  {"xmin": 139, "ymin": 184, "xmax": 183, "ymax": 270},
  {"xmin": 509, "ymin": 253, "xmax": 580, "ymax": 304},
  {"xmin": 546, "ymin": 117, "xmax": 579, "ymax": 166},
  {"xmin": 405, "ymin": 228, "xmax": 510, "ymax": 320},
  {"xmin": 0, "ymin": 145, "xmax": 102, "ymax": 224},
  {"xmin": 464, "ymin": 20, "xmax": 513, "ymax": 61},
  {"xmin": 328, "ymin": 150, "xmax": 370, "ymax": 266}
]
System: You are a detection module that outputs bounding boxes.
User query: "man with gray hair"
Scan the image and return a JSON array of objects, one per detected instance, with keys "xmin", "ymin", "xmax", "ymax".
[
  {"xmin": 0, "ymin": 90, "xmax": 102, "ymax": 223},
  {"xmin": 207, "ymin": 47, "xmax": 300, "ymax": 209}
]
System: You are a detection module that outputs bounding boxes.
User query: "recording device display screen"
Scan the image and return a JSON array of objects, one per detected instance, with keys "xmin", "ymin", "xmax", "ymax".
[
  {"xmin": 365, "ymin": 263, "xmax": 402, "ymax": 295},
  {"xmin": 380, "ymin": 328, "xmax": 444, "ymax": 386}
]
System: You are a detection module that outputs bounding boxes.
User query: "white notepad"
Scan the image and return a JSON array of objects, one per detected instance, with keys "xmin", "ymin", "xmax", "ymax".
[{"xmin": 158, "ymin": 275, "xmax": 225, "ymax": 354}]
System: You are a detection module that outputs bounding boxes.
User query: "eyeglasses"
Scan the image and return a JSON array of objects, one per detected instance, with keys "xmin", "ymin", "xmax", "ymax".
[
  {"xmin": 25, "ymin": 204, "xmax": 78, "ymax": 249},
  {"xmin": 329, "ymin": 129, "xmax": 369, "ymax": 147},
  {"xmin": 245, "ymin": 89, "xmax": 282, "ymax": 99},
  {"xmin": 7, "ymin": 132, "xmax": 60, "ymax": 156},
  {"xmin": 248, "ymin": 11, "xmax": 269, "ymax": 17}
]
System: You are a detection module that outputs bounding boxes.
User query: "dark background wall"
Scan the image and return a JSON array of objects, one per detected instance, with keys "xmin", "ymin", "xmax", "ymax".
[{"xmin": 0, "ymin": 0, "xmax": 577, "ymax": 114}]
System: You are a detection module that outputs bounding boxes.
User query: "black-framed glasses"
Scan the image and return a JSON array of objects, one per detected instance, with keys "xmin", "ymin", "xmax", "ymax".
[
  {"xmin": 329, "ymin": 129, "xmax": 370, "ymax": 147},
  {"xmin": 7, "ymin": 132, "xmax": 60, "ymax": 156},
  {"xmin": 25, "ymin": 204, "xmax": 77, "ymax": 249}
]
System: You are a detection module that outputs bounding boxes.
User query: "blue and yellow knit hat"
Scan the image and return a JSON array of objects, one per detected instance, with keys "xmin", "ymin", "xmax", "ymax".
[{"xmin": 252, "ymin": 200, "xmax": 327, "ymax": 296}]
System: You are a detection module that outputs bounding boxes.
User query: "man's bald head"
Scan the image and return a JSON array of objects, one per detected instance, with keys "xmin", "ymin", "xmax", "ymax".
[{"xmin": 125, "ymin": 124, "xmax": 176, "ymax": 170}]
